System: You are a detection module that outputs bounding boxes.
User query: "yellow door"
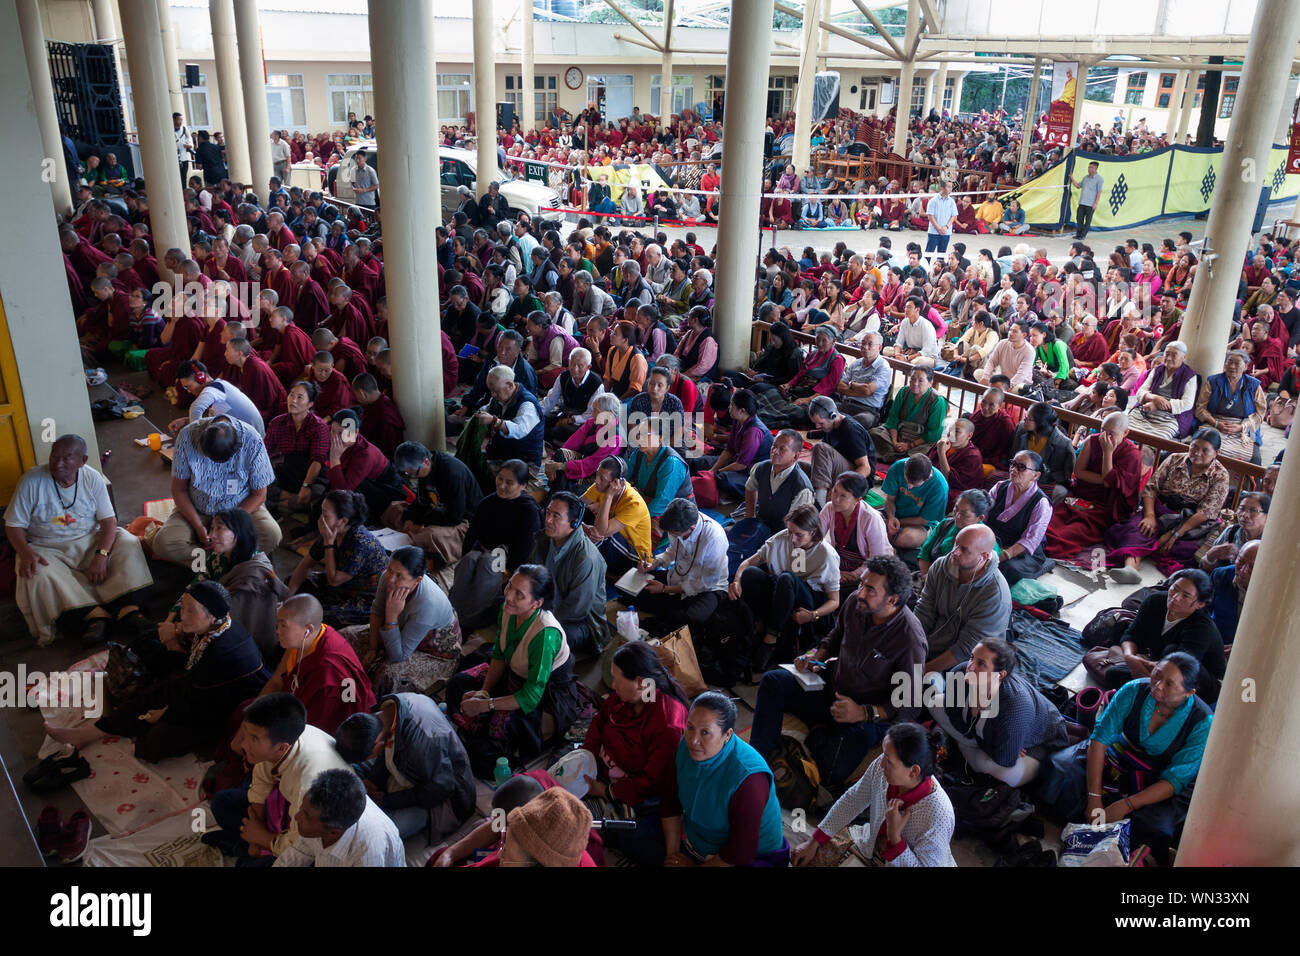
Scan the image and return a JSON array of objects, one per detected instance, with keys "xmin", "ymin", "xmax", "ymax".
[{"xmin": 0, "ymin": 291, "xmax": 37, "ymax": 506}]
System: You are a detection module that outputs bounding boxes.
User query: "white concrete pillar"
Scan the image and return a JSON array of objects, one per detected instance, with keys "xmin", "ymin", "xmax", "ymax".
[
  {"xmin": 1, "ymin": 0, "xmax": 100, "ymax": 461},
  {"xmin": 208, "ymin": 0, "xmax": 251, "ymax": 185},
  {"xmin": 156, "ymin": 0, "xmax": 184, "ymax": 117},
  {"xmin": 473, "ymin": 0, "xmax": 497, "ymax": 199},
  {"xmin": 1018, "ymin": 57, "xmax": 1042, "ymax": 181},
  {"xmin": 816, "ymin": 0, "xmax": 830, "ymax": 73},
  {"xmin": 1179, "ymin": 444, "xmax": 1300, "ymax": 864},
  {"xmin": 368, "ymin": 0, "xmax": 445, "ymax": 450},
  {"xmin": 1068, "ymin": 61, "xmax": 1090, "ymax": 149},
  {"xmin": 16, "ymin": 0, "xmax": 73, "ymax": 217},
  {"xmin": 233, "ymin": 0, "xmax": 272, "ymax": 196},
  {"xmin": 713, "ymin": 0, "xmax": 774, "ymax": 373},
  {"xmin": 1180, "ymin": 0, "xmax": 1300, "ymax": 378},
  {"xmin": 922, "ymin": 71, "xmax": 936, "ymax": 116},
  {"xmin": 1176, "ymin": 69, "xmax": 1200, "ymax": 144},
  {"xmin": 935, "ymin": 61, "xmax": 949, "ymax": 116},
  {"xmin": 952, "ymin": 71, "xmax": 966, "ymax": 115},
  {"xmin": 892, "ymin": 0, "xmax": 919, "ymax": 157},
  {"xmin": 118, "ymin": 0, "xmax": 188, "ymax": 281},
  {"xmin": 658, "ymin": 49, "xmax": 673, "ymax": 119},
  {"xmin": 91, "ymin": 0, "xmax": 130, "ymax": 134},
  {"xmin": 791, "ymin": 7, "xmax": 818, "ymax": 174},
  {"xmin": 520, "ymin": 0, "xmax": 534, "ymax": 133},
  {"xmin": 1165, "ymin": 69, "xmax": 1188, "ymax": 139}
]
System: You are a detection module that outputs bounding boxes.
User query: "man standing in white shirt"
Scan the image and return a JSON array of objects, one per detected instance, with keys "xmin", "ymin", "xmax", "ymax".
[
  {"xmin": 925, "ymin": 180, "xmax": 958, "ymax": 255},
  {"xmin": 273, "ymin": 769, "xmax": 405, "ymax": 867},
  {"xmin": 174, "ymin": 112, "xmax": 194, "ymax": 188},
  {"xmin": 271, "ymin": 130, "xmax": 292, "ymax": 182}
]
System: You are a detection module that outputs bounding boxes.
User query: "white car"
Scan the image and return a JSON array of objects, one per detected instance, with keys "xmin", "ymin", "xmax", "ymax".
[{"xmin": 328, "ymin": 142, "xmax": 561, "ymax": 220}]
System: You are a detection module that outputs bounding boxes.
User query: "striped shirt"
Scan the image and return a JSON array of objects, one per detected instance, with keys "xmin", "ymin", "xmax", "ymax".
[{"xmin": 173, "ymin": 416, "xmax": 275, "ymax": 515}]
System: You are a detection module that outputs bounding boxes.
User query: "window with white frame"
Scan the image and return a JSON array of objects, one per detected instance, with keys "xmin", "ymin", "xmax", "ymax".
[
  {"xmin": 437, "ymin": 73, "xmax": 473, "ymax": 125},
  {"xmin": 504, "ymin": 74, "xmax": 558, "ymax": 124},
  {"xmin": 910, "ymin": 78, "xmax": 926, "ymax": 116},
  {"xmin": 266, "ymin": 73, "xmax": 308, "ymax": 133},
  {"xmin": 1124, "ymin": 72, "xmax": 1147, "ymax": 106},
  {"xmin": 183, "ymin": 73, "xmax": 211, "ymax": 130},
  {"xmin": 942, "ymin": 77, "xmax": 955, "ymax": 113},
  {"xmin": 650, "ymin": 74, "xmax": 695, "ymax": 115},
  {"xmin": 768, "ymin": 74, "xmax": 793, "ymax": 117},
  {"xmin": 327, "ymin": 73, "xmax": 374, "ymax": 125}
]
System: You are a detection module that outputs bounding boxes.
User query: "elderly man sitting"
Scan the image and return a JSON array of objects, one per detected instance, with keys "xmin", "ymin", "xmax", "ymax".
[
  {"xmin": 1209, "ymin": 538, "xmax": 1258, "ymax": 647},
  {"xmin": 6, "ymin": 435, "xmax": 153, "ymax": 646},
  {"xmin": 468, "ymin": 363, "xmax": 547, "ymax": 493}
]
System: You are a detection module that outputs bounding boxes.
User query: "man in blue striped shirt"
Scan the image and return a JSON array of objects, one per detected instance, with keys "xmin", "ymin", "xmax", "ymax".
[{"xmin": 151, "ymin": 416, "xmax": 282, "ymax": 566}]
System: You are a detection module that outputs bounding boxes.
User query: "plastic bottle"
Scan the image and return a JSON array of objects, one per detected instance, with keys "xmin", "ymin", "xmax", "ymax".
[{"xmin": 493, "ymin": 756, "xmax": 511, "ymax": 788}]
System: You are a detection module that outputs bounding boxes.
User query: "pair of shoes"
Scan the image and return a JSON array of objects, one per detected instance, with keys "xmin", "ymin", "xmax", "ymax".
[
  {"xmin": 26, "ymin": 753, "xmax": 92, "ymax": 795},
  {"xmin": 38, "ymin": 807, "xmax": 91, "ymax": 862}
]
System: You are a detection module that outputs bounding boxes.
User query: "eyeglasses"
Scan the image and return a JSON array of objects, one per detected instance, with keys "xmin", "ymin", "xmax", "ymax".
[
  {"xmin": 1008, "ymin": 461, "xmax": 1035, "ymax": 472},
  {"xmin": 1236, "ymin": 508, "xmax": 1264, "ymax": 516}
]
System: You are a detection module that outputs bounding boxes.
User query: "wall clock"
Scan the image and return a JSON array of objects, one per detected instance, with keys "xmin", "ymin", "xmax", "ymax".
[{"xmin": 565, "ymin": 66, "xmax": 584, "ymax": 90}]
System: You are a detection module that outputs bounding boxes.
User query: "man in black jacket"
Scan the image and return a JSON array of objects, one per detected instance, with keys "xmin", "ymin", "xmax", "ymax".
[
  {"xmin": 385, "ymin": 442, "xmax": 483, "ymax": 569},
  {"xmin": 335, "ymin": 693, "xmax": 477, "ymax": 839},
  {"xmin": 479, "ymin": 181, "xmax": 511, "ymax": 230}
]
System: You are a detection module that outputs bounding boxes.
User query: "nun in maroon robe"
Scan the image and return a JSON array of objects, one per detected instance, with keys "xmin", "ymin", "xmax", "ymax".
[
  {"xmin": 65, "ymin": 255, "xmax": 88, "ymax": 315},
  {"xmin": 970, "ymin": 403, "xmax": 1017, "ymax": 472},
  {"xmin": 1068, "ymin": 328, "xmax": 1110, "ymax": 369},
  {"xmin": 147, "ymin": 313, "xmax": 205, "ymax": 385},
  {"xmin": 441, "ymin": 330, "xmax": 459, "ymax": 394},
  {"xmin": 226, "ymin": 346, "xmax": 288, "ymax": 422},
  {"xmin": 928, "ymin": 438, "xmax": 985, "ymax": 510},
  {"xmin": 1044, "ymin": 431, "xmax": 1145, "ymax": 561}
]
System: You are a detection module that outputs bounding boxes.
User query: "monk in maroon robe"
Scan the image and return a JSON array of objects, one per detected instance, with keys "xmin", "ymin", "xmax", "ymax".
[
  {"xmin": 969, "ymin": 393, "xmax": 1017, "ymax": 474},
  {"xmin": 1045, "ymin": 423, "xmax": 1145, "ymax": 561},
  {"xmin": 65, "ymin": 255, "xmax": 88, "ymax": 315},
  {"xmin": 204, "ymin": 238, "xmax": 247, "ymax": 283},
  {"xmin": 929, "ymin": 423, "xmax": 985, "ymax": 510},
  {"xmin": 266, "ymin": 214, "xmax": 296, "ymax": 252},
  {"xmin": 195, "ymin": 315, "xmax": 229, "ymax": 378},
  {"xmin": 262, "ymin": 249, "xmax": 295, "ymax": 305},
  {"xmin": 271, "ymin": 616, "xmax": 376, "ymax": 735},
  {"xmin": 307, "ymin": 353, "xmax": 354, "ymax": 419},
  {"xmin": 352, "ymin": 374, "xmax": 406, "ymax": 459},
  {"xmin": 129, "ymin": 240, "xmax": 160, "ymax": 290},
  {"xmin": 264, "ymin": 307, "xmax": 317, "ymax": 385},
  {"xmin": 304, "ymin": 244, "xmax": 335, "ymax": 288},
  {"xmin": 317, "ymin": 244, "xmax": 344, "ymax": 275},
  {"xmin": 288, "ymin": 262, "xmax": 330, "ymax": 331},
  {"xmin": 224, "ymin": 339, "xmax": 288, "ymax": 422},
  {"xmin": 327, "ymin": 286, "xmax": 372, "ymax": 343},
  {"xmin": 147, "ymin": 311, "xmax": 205, "ymax": 386},
  {"xmin": 77, "ymin": 278, "xmax": 130, "ymax": 351},
  {"xmin": 341, "ymin": 248, "xmax": 380, "ymax": 308},
  {"xmin": 61, "ymin": 227, "xmax": 111, "ymax": 283},
  {"xmin": 1069, "ymin": 320, "xmax": 1110, "ymax": 370},
  {"xmin": 312, "ymin": 329, "xmax": 367, "ymax": 379},
  {"xmin": 441, "ymin": 330, "xmax": 459, "ymax": 394}
]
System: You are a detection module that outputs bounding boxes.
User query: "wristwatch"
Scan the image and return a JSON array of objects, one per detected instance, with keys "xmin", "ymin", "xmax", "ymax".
[
  {"xmin": 95, "ymin": 548, "xmax": 111, "ymax": 558},
  {"xmin": 488, "ymin": 698, "xmax": 496, "ymax": 712}
]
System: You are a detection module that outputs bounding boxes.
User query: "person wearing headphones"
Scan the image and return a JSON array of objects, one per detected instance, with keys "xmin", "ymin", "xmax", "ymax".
[
  {"xmin": 913, "ymin": 524, "xmax": 1012, "ymax": 673},
  {"xmin": 530, "ymin": 492, "xmax": 610, "ymax": 654},
  {"xmin": 580, "ymin": 456, "xmax": 653, "ymax": 580}
]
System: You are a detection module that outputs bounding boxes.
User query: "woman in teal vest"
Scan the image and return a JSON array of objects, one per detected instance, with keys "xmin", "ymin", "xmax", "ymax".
[{"xmin": 662, "ymin": 692, "xmax": 788, "ymax": 867}]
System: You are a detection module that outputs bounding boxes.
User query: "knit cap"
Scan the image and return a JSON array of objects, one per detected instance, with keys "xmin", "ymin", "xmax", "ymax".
[
  {"xmin": 186, "ymin": 580, "xmax": 232, "ymax": 620},
  {"xmin": 506, "ymin": 787, "xmax": 592, "ymax": 867}
]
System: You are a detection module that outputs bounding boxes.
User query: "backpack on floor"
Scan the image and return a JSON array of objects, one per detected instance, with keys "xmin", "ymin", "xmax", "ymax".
[
  {"xmin": 695, "ymin": 597, "xmax": 753, "ymax": 687},
  {"xmin": 1081, "ymin": 607, "xmax": 1137, "ymax": 649},
  {"xmin": 941, "ymin": 772, "xmax": 1035, "ymax": 839},
  {"xmin": 770, "ymin": 734, "xmax": 820, "ymax": 811}
]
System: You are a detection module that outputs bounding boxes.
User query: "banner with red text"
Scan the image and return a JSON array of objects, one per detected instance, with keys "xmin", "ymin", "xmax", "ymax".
[{"xmin": 1044, "ymin": 61, "xmax": 1080, "ymax": 148}]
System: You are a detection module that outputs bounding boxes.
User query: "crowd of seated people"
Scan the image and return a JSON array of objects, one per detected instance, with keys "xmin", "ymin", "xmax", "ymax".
[{"xmin": 34, "ymin": 155, "xmax": 1295, "ymax": 869}]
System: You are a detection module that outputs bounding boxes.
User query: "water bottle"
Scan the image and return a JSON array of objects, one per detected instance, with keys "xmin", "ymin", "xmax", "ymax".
[{"xmin": 492, "ymin": 757, "xmax": 511, "ymax": 788}]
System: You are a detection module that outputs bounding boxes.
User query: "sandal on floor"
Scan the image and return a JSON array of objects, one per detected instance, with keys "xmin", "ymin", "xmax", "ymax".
[{"xmin": 27, "ymin": 754, "xmax": 92, "ymax": 795}]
